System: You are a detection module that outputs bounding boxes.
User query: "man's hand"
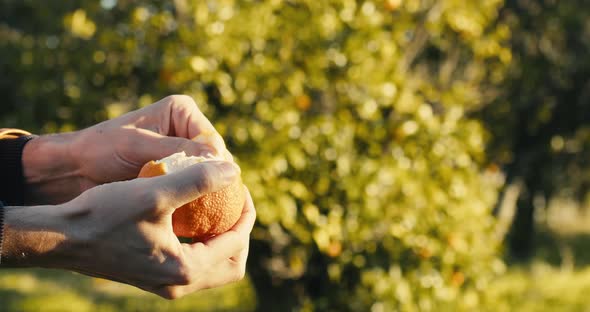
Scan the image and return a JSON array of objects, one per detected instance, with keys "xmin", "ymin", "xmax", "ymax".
[
  {"xmin": 23, "ymin": 95, "xmax": 229, "ymax": 204},
  {"xmin": 3, "ymin": 160, "xmax": 256, "ymax": 299}
]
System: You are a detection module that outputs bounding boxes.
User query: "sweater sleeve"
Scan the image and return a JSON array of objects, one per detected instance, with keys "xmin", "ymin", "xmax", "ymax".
[{"xmin": 0, "ymin": 129, "xmax": 37, "ymax": 205}]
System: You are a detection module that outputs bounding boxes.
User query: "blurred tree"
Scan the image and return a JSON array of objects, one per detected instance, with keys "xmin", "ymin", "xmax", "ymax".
[
  {"xmin": 1, "ymin": 0, "xmax": 511, "ymax": 310},
  {"xmin": 481, "ymin": 0, "xmax": 590, "ymax": 259}
]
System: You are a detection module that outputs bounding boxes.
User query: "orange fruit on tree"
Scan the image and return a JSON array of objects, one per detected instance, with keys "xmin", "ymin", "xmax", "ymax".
[{"xmin": 138, "ymin": 132, "xmax": 245, "ymax": 241}]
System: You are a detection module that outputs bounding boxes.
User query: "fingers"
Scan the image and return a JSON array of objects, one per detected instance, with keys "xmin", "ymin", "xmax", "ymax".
[
  {"xmin": 166, "ymin": 96, "xmax": 230, "ymax": 159},
  {"xmin": 168, "ymin": 95, "xmax": 217, "ymax": 138},
  {"xmin": 126, "ymin": 95, "xmax": 253, "ymax": 300},
  {"xmin": 201, "ymin": 188, "xmax": 256, "ymax": 259},
  {"xmin": 149, "ymin": 188, "xmax": 255, "ymax": 300},
  {"xmin": 228, "ymin": 188, "xmax": 257, "ymax": 236},
  {"xmin": 135, "ymin": 95, "xmax": 231, "ymax": 158},
  {"xmin": 146, "ymin": 161, "xmax": 240, "ymax": 211},
  {"xmin": 192, "ymin": 130, "xmax": 234, "ymax": 161},
  {"xmin": 143, "ymin": 95, "xmax": 217, "ymax": 139},
  {"xmin": 229, "ymin": 237, "xmax": 250, "ymax": 277},
  {"xmin": 180, "ymin": 188, "xmax": 255, "ymax": 263},
  {"xmin": 131, "ymin": 128, "xmax": 217, "ymax": 160},
  {"xmin": 158, "ymin": 235, "xmax": 252, "ymax": 299},
  {"xmin": 153, "ymin": 256, "xmax": 247, "ymax": 299}
]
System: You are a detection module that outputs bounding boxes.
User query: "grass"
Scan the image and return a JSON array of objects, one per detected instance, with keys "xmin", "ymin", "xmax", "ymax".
[
  {"xmin": 0, "ymin": 268, "xmax": 256, "ymax": 311},
  {"xmin": 6, "ymin": 237, "xmax": 590, "ymax": 312},
  {"xmin": 487, "ymin": 263, "xmax": 590, "ymax": 311},
  {"xmin": 485, "ymin": 201, "xmax": 590, "ymax": 312}
]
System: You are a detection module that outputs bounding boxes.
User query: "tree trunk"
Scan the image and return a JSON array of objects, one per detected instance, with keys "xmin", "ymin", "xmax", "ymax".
[
  {"xmin": 247, "ymin": 241, "xmax": 301, "ymax": 311},
  {"xmin": 508, "ymin": 187, "xmax": 535, "ymax": 259}
]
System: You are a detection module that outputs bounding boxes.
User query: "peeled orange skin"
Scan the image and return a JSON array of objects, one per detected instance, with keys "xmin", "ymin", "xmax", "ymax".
[{"xmin": 138, "ymin": 160, "xmax": 245, "ymax": 241}]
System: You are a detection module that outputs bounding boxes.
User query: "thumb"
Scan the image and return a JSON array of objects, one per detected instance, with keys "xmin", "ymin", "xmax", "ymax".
[
  {"xmin": 132, "ymin": 128, "xmax": 217, "ymax": 162},
  {"xmin": 149, "ymin": 160, "xmax": 239, "ymax": 213}
]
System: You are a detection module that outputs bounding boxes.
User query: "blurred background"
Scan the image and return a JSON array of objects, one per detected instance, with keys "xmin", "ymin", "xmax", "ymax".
[{"xmin": 1, "ymin": 0, "xmax": 590, "ymax": 311}]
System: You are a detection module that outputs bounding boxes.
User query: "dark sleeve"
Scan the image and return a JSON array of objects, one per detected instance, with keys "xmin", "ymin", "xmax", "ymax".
[{"xmin": 0, "ymin": 135, "xmax": 37, "ymax": 205}]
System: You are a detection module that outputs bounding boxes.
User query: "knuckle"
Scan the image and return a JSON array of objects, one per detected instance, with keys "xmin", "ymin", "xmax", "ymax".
[
  {"xmin": 171, "ymin": 266, "xmax": 192, "ymax": 286},
  {"xmin": 164, "ymin": 252, "xmax": 193, "ymax": 285},
  {"xmin": 134, "ymin": 184, "xmax": 154, "ymax": 203},
  {"xmin": 194, "ymin": 171, "xmax": 215, "ymax": 194},
  {"xmin": 167, "ymin": 94, "xmax": 196, "ymax": 108},
  {"xmin": 159, "ymin": 287, "xmax": 183, "ymax": 300},
  {"xmin": 139, "ymin": 187, "xmax": 169, "ymax": 211}
]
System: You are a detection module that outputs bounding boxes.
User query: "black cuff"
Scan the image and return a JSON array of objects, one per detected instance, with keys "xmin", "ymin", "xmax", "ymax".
[{"xmin": 0, "ymin": 135, "xmax": 37, "ymax": 205}]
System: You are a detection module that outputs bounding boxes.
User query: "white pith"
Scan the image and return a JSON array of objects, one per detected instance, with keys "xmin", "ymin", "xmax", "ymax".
[{"xmin": 155, "ymin": 152, "xmax": 222, "ymax": 173}]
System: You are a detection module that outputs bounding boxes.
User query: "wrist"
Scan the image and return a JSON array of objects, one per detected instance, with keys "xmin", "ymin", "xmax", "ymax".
[
  {"xmin": 22, "ymin": 132, "xmax": 83, "ymax": 204},
  {"xmin": 1, "ymin": 204, "xmax": 75, "ymax": 268}
]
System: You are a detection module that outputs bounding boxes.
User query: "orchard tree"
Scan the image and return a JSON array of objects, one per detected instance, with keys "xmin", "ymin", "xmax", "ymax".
[
  {"xmin": 481, "ymin": 0, "xmax": 590, "ymax": 259},
  {"xmin": 1, "ymin": 0, "xmax": 511, "ymax": 310}
]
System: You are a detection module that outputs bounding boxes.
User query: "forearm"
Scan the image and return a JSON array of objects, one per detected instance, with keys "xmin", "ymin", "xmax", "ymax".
[
  {"xmin": 22, "ymin": 132, "xmax": 83, "ymax": 205},
  {"xmin": 1, "ymin": 204, "xmax": 72, "ymax": 268}
]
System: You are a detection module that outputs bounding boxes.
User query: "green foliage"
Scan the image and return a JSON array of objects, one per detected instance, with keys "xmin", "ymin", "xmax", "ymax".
[
  {"xmin": 0, "ymin": 0, "xmax": 512, "ymax": 310},
  {"xmin": 0, "ymin": 269, "xmax": 256, "ymax": 311}
]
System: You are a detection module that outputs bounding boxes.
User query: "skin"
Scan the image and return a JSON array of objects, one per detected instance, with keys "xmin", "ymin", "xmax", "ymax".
[
  {"xmin": 1, "ymin": 95, "xmax": 256, "ymax": 299},
  {"xmin": 22, "ymin": 94, "xmax": 231, "ymax": 204}
]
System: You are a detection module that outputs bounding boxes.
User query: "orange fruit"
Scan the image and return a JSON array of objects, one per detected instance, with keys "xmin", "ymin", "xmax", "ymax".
[{"xmin": 138, "ymin": 133, "xmax": 245, "ymax": 241}]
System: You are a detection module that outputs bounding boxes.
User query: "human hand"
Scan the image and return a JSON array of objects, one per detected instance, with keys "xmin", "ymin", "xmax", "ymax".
[
  {"xmin": 23, "ymin": 95, "xmax": 231, "ymax": 204},
  {"xmin": 3, "ymin": 160, "xmax": 256, "ymax": 299}
]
